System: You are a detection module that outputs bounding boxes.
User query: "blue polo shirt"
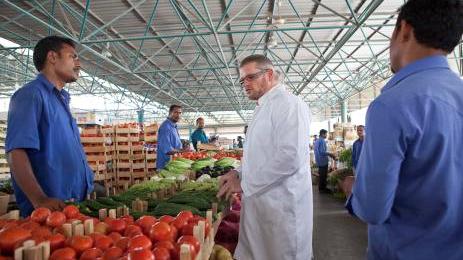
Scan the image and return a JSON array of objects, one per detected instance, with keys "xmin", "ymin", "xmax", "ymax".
[
  {"xmin": 156, "ymin": 118, "xmax": 182, "ymax": 170},
  {"xmin": 314, "ymin": 138, "xmax": 329, "ymax": 167},
  {"xmin": 6, "ymin": 74, "xmax": 94, "ymax": 217},
  {"xmin": 351, "ymin": 139, "xmax": 363, "ymax": 169},
  {"xmin": 347, "ymin": 56, "xmax": 463, "ymax": 260},
  {"xmin": 190, "ymin": 128, "xmax": 208, "ymax": 151}
]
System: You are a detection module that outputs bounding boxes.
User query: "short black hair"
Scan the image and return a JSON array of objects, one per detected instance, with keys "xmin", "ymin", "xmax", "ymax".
[
  {"xmin": 397, "ymin": 0, "xmax": 463, "ymax": 53},
  {"xmin": 169, "ymin": 105, "xmax": 182, "ymax": 113},
  {"xmin": 357, "ymin": 125, "xmax": 365, "ymax": 129},
  {"xmin": 196, "ymin": 117, "xmax": 204, "ymax": 124},
  {"xmin": 319, "ymin": 129, "xmax": 328, "ymax": 135},
  {"xmin": 33, "ymin": 36, "xmax": 76, "ymax": 72},
  {"xmin": 240, "ymin": 54, "xmax": 273, "ymax": 68}
]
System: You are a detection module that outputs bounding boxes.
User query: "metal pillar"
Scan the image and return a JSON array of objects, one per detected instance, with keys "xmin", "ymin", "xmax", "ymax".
[
  {"xmin": 341, "ymin": 100, "xmax": 348, "ymax": 123},
  {"xmin": 137, "ymin": 109, "xmax": 144, "ymax": 124}
]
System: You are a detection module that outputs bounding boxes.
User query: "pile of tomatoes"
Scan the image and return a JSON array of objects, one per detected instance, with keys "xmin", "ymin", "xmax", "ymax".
[{"xmin": 0, "ymin": 205, "xmax": 210, "ymax": 260}]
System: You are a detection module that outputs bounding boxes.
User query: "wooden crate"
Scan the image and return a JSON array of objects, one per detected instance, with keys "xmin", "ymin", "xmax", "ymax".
[
  {"xmin": 83, "ymin": 145, "xmax": 113, "ymax": 153},
  {"xmin": 115, "ymin": 126, "xmax": 139, "ymax": 134},
  {"xmin": 86, "ymin": 153, "xmax": 113, "ymax": 162},
  {"xmin": 144, "ymin": 123, "xmax": 158, "ymax": 133},
  {"xmin": 115, "ymin": 159, "xmax": 131, "ymax": 169},
  {"xmin": 132, "ymin": 159, "xmax": 145, "ymax": 170}
]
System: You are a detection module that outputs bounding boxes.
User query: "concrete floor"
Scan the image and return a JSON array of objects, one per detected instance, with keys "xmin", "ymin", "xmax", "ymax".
[{"xmin": 313, "ymin": 189, "xmax": 368, "ymax": 260}]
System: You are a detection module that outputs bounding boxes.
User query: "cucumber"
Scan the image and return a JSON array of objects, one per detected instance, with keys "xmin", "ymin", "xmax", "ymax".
[{"xmin": 153, "ymin": 202, "xmax": 201, "ymax": 217}]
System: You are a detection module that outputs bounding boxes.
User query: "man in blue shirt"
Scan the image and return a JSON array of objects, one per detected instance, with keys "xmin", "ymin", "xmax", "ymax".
[
  {"xmin": 347, "ymin": 0, "xmax": 463, "ymax": 259},
  {"xmin": 6, "ymin": 36, "xmax": 94, "ymax": 217},
  {"xmin": 190, "ymin": 117, "xmax": 208, "ymax": 151},
  {"xmin": 156, "ymin": 105, "xmax": 183, "ymax": 170},
  {"xmin": 314, "ymin": 129, "xmax": 336, "ymax": 193},
  {"xmin": 351, "ymin": 125, "xmax": 364, "ymax": 173}
]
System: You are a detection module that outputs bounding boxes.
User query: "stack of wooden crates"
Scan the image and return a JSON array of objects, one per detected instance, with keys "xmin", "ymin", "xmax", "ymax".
[
  {"xmin": 80, "ymin": 125, "xmax": 114, "ymax": 186},
  {"xmin": 144, "ymin": 123, "xmax": 158, "ymax": 177},
  {"xmin": 0, "ymin": 120, "xmax": 9, "ymax": 179}
]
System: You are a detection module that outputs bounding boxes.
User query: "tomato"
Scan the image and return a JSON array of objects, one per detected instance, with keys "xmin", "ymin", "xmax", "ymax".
[
  {"xmin": 94, "ymin": 235, "xmax": 113, "ymax": 251},
  {"xmin": 169, "ymin": 225, "xmax": 178, "ymax": 242},
  {"xmin": 115, "ymin": 236, "xmax": 129, "ymax": 251},
  {"xmin": 0, "ymin": 227, "xmax": 32, "ymax": 255},
  {"xmin": 94, "ymin": 222, "xmax": 109, "ymax": 234},
  {"xmin": 102, "ymin": 246, "xmax": 123, "ymax": 260},
  {"xmin": 79, "ymin": 247, "xmax": 102, "ymax": 259},
  {"xmin": 63, "ymin": 205, "xmax": 80, "ymax": 219},
  {"xmin": 135, "ymin": 216, "xmax": 157, "ymax": 235},
  {"xmin": 149, "ymin": 222, "xmax": 171, "ymax": 242},
  {"xmin": 128, "ymin": 249, "xmax": 155, "ymax": 260},
  {"xmin": 19, "ymin": 220, "xmax": 40, "ymax": 231},
  {"xmin": 46, "ymin": 212, "xmax": 66, "ymax": 228},
  {"xmin": 49, "ymin": 247, "xmax": 76, "ymax": 260},
  {"xmin": 155, "ymin": 240, "xmax": 175, "ymax": 253},
  {"xmin": 125, "ymin": 225, "xmax": 143, "ymax": 238},
  {"xmin": 128, "ymin": 235, "xmax": 152, "ymax": 252},
  {"xmin": 121, "ymin": 215, "xmax": 135, "ymax": 226},
  {"xmin": 89, "ymin": 232, "xmax": 104, "ymax": 242},
  {"xmin": 69, "ymin": 235, "xmax": 93, "ymax": 255},
  {"xmin": 108, "ymin": 232, "xmax": 122, "ymax": 243},
  {"xmin": 49, "ymin": 233, "xmax": 66, "ymax": 251},
  {"xmin": 159, "ymin": 216, "xmax": 174, "ymax": 224},
  {"xmin": 152, "ymin": 246, "xmax": 171, "ymax": 260},
  {"xmin": 177, "ymin": 235, "xmax": 200, "ymax": 254},
  {"xmin": 180, "ymin": 223, "xmax": 195, "ymax": 237},
  {"xmin": 176, "ymin": 211, "xmax": 193, "ymax": 221},
  {"xmin": 108, "ymin": 219, "xmax": 126, "ymax": 234},
  {"xmin": 30, "ymin": 208, "xmax": 51, "ymax": 224},
  {"xmin": 31, "ymin": 226, "xmax": 52, "ymax": 241},
  {"xmin": 171, "ymin": 217, "xmax": 188, "ymax": 232}
]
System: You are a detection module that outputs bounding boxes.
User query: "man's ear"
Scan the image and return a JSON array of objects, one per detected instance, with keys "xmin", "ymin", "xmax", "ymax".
[
  {"xmin": 47, "ymin": 51, "xmax": 57, "ymax": 65},
  {"xmin": 399, "ymin": 20, "xmax": 413, "ymax": 44}
]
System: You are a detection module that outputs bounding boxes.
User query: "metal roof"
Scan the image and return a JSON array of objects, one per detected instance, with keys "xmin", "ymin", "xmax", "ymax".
[{"xmin": 0, "ymin": 0, "xmax": 462, "ymax": 124}]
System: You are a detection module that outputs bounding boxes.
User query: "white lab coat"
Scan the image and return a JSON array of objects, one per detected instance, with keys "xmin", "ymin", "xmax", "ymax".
[{"xmin": 235, "ymin": 84, "xmax": 313, "ymax": 260}]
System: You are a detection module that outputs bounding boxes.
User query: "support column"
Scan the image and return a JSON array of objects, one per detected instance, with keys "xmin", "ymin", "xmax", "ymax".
[
  {"xmin": 137, "ymin": 109, "xmax": 144, "ymax": 124},
  {"xmin": 341, "ymin": 100, "xmax": 348, "ymax": 123}
]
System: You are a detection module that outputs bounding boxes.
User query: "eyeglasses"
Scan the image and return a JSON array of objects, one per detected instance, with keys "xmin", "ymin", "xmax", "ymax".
[{"xmin": 239, "ymin": 69, "xmax": 269, "ymax": 86}]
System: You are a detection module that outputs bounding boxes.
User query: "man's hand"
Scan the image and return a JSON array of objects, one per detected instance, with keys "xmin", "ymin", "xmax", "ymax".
[
  {"xmin": 33, "ymin": 197, "xmax": 65, "ymax": 211},
  {"xmin": 217, "ymin": 170, "xmax": 242, "ymax": 200}
]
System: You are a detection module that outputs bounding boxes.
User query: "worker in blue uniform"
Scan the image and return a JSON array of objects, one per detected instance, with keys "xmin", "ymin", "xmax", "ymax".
[
  {"xmin": 351, "ymin": 125, "xmax": 364, "ymax": 173},
  {"xmin": 156, "ymin": 105, "xmax": 183, "ymax": 170},
  {"xmin": 6, "ymin": 36, "xmax": 94, "ymax": 217},
  {"xmin": 347, "ymin": 0, "xmax": 463, "ymax": 259}
]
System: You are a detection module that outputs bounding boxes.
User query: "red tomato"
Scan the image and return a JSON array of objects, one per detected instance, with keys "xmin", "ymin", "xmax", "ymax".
[
  {"xmin": 19, "ymin": 220, "xmax": 40, "ymax": 231},
  {"xmin": 135, "ymin": 216, "xmax": 157, "ymax": 235},
  {"xmin": 108, "ymin": 232, "xmax": 122, "ymax": 243},
  {"xmin": 153, "ymin": 246, "xmax": 171, "ymax": 260},
  {"xmin": 121, "ymin": 215, "xmax": 135, "ymax": 226},
  {"xmin": 180, "ymin": 223, "xmax": 195, "ymax": 237},
  {"xmin": 115, "ymin": 237, "xmax": 129, "ymax": 251},
  {"xmin": 80, "ymin": 247, "xmax": 103, "ymax": 260},
  {"xmin": 46, "ymin": 212, "xmax": 66, "ymax": 228},
  {"xmin": 49, "ymin": 247, "xmax": 76, "ymax": 260},
  {"xmin": 31, "ymin": 226, "xmax": 52, "ymax": 241},
  {"xmin": 155, "ymin": 240, "xmax": 175, "ymax": 253},
  {"xmin": 171, "ymin": 217, "xmax": 188, "ymax": 232},
  {"xmin": 30, "ymin": 208, "xmax": 51, "ymax": 224},
  {"xmin": 102, "ymin": 246, "xmax": 123, "ymax": 260},
  {"xmin": 49, "ymin": 233, "xmax": 66, "ymax": 251},
  {"xmin": 69, "ymin": 235, "xmax": 93, "ymax": 255},
  {"xmin": 94, "ymin": 222, "xmax": 109, "ymax": 235},
  {"xmin": 63, "ymin": 205, "xmax": 80, "ymax": 219},
  {"xmin": 177, "ymin": 235, "xmax": 200, "ymax": 254},
  {"xmin": 94, "ymin": 235, "xmax": 113, "ymax": 251},
  {"xmin": 159, "ymin": 216, "xmax": 175, "ymax": 224},
  {"xmin": 89, "ymin": 232, "xmax": 104, "ymax": 242},
  {"xmin": 169, "ymin": 225, "xmax": 178, "ymax": 242},
  {"xmin": 149, "ymin": 222, "xmax": 171, "ymax": 242},
  {"xmin": 128, "ymin": 235, "xmax": 152, "ymax": 252},
  {"xmin": 176, "ymin": 211, "xmax": 193, "ymax": 221},
  {"xmin": 125, "ymin": 225, "xmax": 143, "ymax": 237},
  {"xmin": 0, "ymin": 226, "xmax": 32, "ymax": 255},
  {"xmin": 128, "ymin": 249, "xmax": 155, "ymax": 260},
  {"xmin": 108, "ymin": 219, "xmax": 126, "ymax": 234}
]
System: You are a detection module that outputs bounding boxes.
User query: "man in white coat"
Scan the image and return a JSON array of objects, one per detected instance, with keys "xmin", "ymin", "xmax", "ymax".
[{"xmin": 218, "ymin": 54, "xmax": 313, "ymax": 260}]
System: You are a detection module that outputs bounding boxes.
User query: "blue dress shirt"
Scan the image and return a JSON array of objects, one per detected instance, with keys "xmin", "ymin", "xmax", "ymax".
[
  {"xmin": 347, "ymin": 56, "xmax": 463, "ymax": 260},
  {"xmin": 190, "ymin": 128, "xmax": 208, "ymax": 151},
  {"xmin": 6, "ymin": 74, "xmax": 94, "ymax": 217},
  {"xmin": 351, "ymin": 139, "xmax": 363, "ymax": 169},
  {"xmin": 156, "ymin": 118, "xmax": 182, "ymax": 170},
  {"xmin": 314, "ymin": 138, "xmax": 329, "ymax": 167}
]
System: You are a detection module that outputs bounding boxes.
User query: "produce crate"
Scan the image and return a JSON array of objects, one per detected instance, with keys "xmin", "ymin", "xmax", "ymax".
[
  {"xmin": 83, "ymin": 145, "xmax": 113, "ymax": 153},
  {"xmin": 132, "ymin": 159, "xmax": 145, "ymax": 170},
  {"xmin": 115, "ymin": 125, "xmax": 139, "ymax": 134},
  {"xmin": 115, "ymin": 159, "xmax": 131, "ymax": 169},
  {"xmin": 132, "ymin": 168, "xmax": 146, "ymax": 179},
  {"xmin": 86, "ymin": 152, "xmax": 113, "ymax": 163},
  {"xmin": 144, "ymin": 123, "xmax": 158, "ymax": 133}
]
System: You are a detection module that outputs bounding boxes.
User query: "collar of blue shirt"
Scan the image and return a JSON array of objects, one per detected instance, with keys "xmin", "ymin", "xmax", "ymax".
[
  {"xmin": 382, "ymin": 55, "xmax": 449, "ymax": 93},
  {"xmin": 37, "ymin": 73, "xmax": 71, "ymax": 101},
  {"xmin": 166, "ymin": 118, "xmax": 178, "ymax": 128}
]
